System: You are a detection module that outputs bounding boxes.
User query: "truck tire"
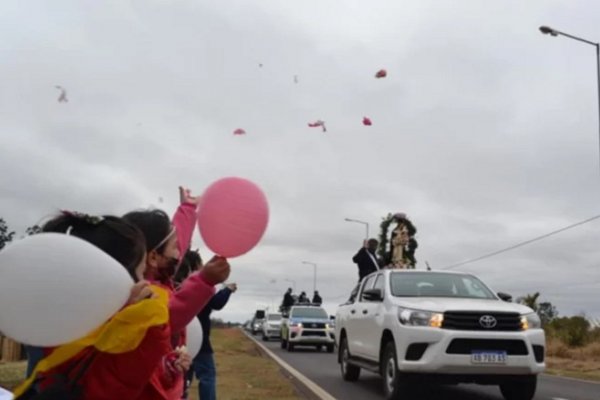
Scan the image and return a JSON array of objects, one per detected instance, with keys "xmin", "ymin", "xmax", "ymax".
[
  {"xmin": 339, "ymin": 337, "xmax": 360, "ymax": 381},
  {"xmin": 381, "ymin": 341, "xmax": 408, "ymax": 400},
  {"xmin": 262, "ymin": 332, "xmax": 268, "ymax": 342},
  {"xmin": 499, "ymin": 376, "xmax": 537, "ymax": 400},
  {"xmin": 287, "ymin": 337, "xmax": 295, "ymax": 352},
  {"xmin": 281, "ymin": 336, "xmax": 287, "ymax": 349},
  {"xmin": 326, "ymin": 344, "xmax": 334, "ymax": 353}
]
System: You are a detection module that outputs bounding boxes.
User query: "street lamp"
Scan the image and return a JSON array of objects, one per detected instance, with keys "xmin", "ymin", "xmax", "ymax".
[
  {"xmin": 344, "ymin": 218, "xmax": 369, "ymax": 240},
  {"xmin": 302, "ymin": 261, "xmax": 317, "ymax": 293},
  {"xmin": 539, "ymin": 25, "xmax": 600, "ymax": 175},
  {"xmin": 284, "ymin": 279, "xmax": 296, "ymax": 292}
]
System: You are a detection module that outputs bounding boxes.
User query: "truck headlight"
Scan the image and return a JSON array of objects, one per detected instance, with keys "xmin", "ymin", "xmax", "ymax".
[
  {"xmin": 289, "ymin": 322, "xmax": 303, "ymax": 328},
  {"xmin": 520, "ymin": 313, "xmax": 541, "ymax": 330},
  {"xmin": 397, "ymin": 307, "xmax": 444, "ymax": 328}
]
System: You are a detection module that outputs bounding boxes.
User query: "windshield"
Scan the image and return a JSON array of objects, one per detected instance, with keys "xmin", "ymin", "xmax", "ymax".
[
  {"xmin": 291, "ymin": 307, "xmax": 328, "ymax": 319},
  {"xmin": 390, "ymin": 272, "xmax": 496, "ymax": 299},
  {"xmin": 268, "ymin": 314, "xmax": 282, "ymax": 321}
]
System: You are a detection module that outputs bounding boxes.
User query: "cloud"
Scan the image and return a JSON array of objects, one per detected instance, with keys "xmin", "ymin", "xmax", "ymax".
[{"xmin": 1, "ymin": 0, "xmax": 600, "ymax": 322}]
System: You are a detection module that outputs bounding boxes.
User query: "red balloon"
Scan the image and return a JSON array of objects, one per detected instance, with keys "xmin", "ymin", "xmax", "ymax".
[
  {"xmin": 362, "ymin": 117, "xmax": 372, "ymax": 126},
  {"xmin": 375, "ymin": 69, "xmax": 387, "ymax": 78},
  {"xmin": 197, "ymin": 177, "xmax": 269, "ymax": 258}
]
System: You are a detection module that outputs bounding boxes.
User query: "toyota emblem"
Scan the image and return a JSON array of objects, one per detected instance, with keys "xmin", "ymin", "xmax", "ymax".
[{"xmin": 479, "ymin": 315, "xmax": 497, "ymax": 329}]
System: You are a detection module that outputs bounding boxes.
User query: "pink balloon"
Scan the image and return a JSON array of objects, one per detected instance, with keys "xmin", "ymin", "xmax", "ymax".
[{"xmin": 197, "ymin": 177, "xmax": 269, "ymax": 258}]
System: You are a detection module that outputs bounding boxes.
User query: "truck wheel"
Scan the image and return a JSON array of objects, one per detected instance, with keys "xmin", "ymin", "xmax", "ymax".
[
  {"xmin": 382, "ymin": 341, "xmax": 408, "ymax": 400},
  {"xmin": 326, "ymin": 344, "xmax": 334, "ymax": 353},
  {"xmin": 339, "ymin": 337, "xmax": 360, "ymax": 381},
  {"xmin": 262, "ymin": 332, "xmax": 268, "ymax": 342},
  {"xmin": 499, "ymin": 376, "xmax": 537, "ymax": 400},
  {"xmin": 316, "ymin": 345, "xmax": 323, "ymax": 352},
  {"xmin": 281, "ymin": 336, "xmax": 287, "ymax": 349},
  {"xmin": 287, "ymin": 337, "xmax": 295, "ymax": 352}
]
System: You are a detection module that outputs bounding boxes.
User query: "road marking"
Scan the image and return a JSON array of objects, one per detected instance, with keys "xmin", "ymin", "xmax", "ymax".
[
  {"xmin": 543, "ymin": 373, "xmax": 600, "ymax": 385},
  {"xmin": 243, "ymin": 330, "xmax": 337, "ymax": 400},
  {"xmin": 552, "ymin": 398, "xmax": 570, "ymax": 400}
]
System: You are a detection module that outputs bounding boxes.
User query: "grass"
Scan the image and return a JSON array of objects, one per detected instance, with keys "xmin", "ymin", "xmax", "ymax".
[
  {"xmin": 0, "ymin": 361, "xmax": 26, "ymax": 390},
  {"xmin": 192, "ymin": 327, "xmax": 302, "ymax": 400},
  {"xmin": 0, "ymin": 329, "xmax": 303, "ymax": 399},
  {"xmin": 545, "ymin": 338, "xmax": 600, "ymax": 382}
]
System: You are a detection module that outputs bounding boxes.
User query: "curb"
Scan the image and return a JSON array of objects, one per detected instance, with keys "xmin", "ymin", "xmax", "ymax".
[{"xmin": 242, "ymin": 329, "xmax": 337, "ymax": 400}]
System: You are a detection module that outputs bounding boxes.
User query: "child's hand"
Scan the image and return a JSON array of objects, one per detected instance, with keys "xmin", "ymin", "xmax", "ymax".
[
  {"xmin": 179, "ymin": 186, "xmax": 201, "ymax": 205},
  {"xmin": 175, "ymin": 346, "xmax": 192, "ymax": 372},
  {"xmin": 127, "ymin": 281, "xmax": 155, "ymax": 305},
  {"xmin": 225, "ymin": 283, "xmax": 238, "ymax": 292},
  {"xmin": 202, "ymin": 256, "xmax": 231, "ymax": 285}
]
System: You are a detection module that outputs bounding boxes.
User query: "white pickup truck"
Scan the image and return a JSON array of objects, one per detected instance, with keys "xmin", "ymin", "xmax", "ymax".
[{"xmin": 335, "ymin": 270, "xmax": 545, "ymax": 400}]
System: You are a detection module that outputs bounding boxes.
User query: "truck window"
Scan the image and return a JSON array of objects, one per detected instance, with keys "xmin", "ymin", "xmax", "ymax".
[
  {"xmin": 373, "ymin": 274, "xmax": 385, "ymax": 294},
  {"xmin": 360, "ymin": 275, "xmax": 377, "ymax": 302}
]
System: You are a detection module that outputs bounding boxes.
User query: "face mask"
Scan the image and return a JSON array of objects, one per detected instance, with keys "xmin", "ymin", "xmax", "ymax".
[{"xmin": 155, "ymin": 256, "xmax": 180, "ymax": 282}]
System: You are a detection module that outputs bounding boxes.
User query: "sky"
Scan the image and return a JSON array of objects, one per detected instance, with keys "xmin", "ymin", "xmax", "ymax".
[{"xmin": 1, "ymin": 0, "xmax": 600, "ymax": 323}]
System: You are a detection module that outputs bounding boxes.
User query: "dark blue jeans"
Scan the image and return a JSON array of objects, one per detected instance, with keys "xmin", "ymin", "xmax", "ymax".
[{"xmin": 193, "ymin": 353, "xmax": 216, "ymax": 400}]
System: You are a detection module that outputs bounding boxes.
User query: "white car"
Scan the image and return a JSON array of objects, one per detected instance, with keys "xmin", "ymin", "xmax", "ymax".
[
  {"xmin": 261, "ymin": 313, "xmax": 283, "ymax": 341},
  {"xmin": 335, "ymin": 270, "xmax": 545, "ymax": 400},
  {"xmin": 281, "ymin": 305, "xmax": 335, "ymax": 352}
]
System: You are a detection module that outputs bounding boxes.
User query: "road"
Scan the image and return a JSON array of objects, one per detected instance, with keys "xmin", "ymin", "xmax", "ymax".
[{"xmin": 253, "ymin": 335, "xmax": 600, "ymax": 400}]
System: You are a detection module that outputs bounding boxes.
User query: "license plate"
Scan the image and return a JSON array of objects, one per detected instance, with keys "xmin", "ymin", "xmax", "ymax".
[{"xmin": 471, "ymin": 351, "xmax": 507, "ymax": 364}]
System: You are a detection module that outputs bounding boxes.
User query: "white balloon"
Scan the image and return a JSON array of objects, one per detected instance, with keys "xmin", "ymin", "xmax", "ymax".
[
  {"xmin": 0, "ymin": 233, "xmax": 133, "ymax": 346},
  {"xmin": 186, "ymin": 318, "xmax": 203, "ymax": 358}
]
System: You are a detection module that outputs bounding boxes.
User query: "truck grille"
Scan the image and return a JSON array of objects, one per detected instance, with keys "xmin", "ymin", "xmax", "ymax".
[
  {"xmin": 301, "ymin": 331, "xmax": 326, "ymax": 337},
  {"xmin": 442, "ymin": 311, "xmax": 522, "ymax": 331},
  {"xmin": 303, "ymin": 322, "xmax": 326, "ymax": 329},
  {"xmin": 446, "ymin": 339, "xmax": 528, "ymax": 355}
]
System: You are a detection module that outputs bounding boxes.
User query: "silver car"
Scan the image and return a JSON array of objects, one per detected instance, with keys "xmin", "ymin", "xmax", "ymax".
[{"xmin": 261, "ymin": 313, "xmax": 283, "ymax": 341}]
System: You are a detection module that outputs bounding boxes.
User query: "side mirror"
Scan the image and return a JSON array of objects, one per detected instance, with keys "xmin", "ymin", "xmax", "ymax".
[
  {"xmin": 330, "ymin": 315, "xmax": 336, "ymax": 320},
  {"xmin": 498, "ymin": 292, "xmax": 512, "ymax": 302},
  {"xmin": 362, "ymin": 288, "xmax": 383, "ymax": 302}
]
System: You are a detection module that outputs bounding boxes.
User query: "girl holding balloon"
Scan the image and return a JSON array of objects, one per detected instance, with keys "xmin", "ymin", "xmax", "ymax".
[
  {"xmin": 11, "ymin": 212, "xmax": 173, "ymax": 399},
  {"xmin": 122, "ymin": 187, "xmax": 231, "ymax": 400},
  {"xmin": 13, "ymin": 206, "xmax": 228, "ymax": 400}
]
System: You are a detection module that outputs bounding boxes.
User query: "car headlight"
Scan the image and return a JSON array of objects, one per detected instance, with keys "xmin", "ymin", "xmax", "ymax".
[
  {"xmin": 520, "ymin": 312, "xmax": 541, "ymax": 330},
  {"xmin": 397, "ymin": 307, "xmax": 444, "ymax": 328},
  {"xmin": 289, "ymin": 322, "xmax": 303, "ymax": 328}
]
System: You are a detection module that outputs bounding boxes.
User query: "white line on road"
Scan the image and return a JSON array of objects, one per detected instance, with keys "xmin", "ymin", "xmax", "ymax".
[
  {"xmin": 243, "ymin": 331, "xmax": 337, "ymax": 400},
  {"xmin": 543, "ymin": 373, "xmax": 600, "ymax": 385}
]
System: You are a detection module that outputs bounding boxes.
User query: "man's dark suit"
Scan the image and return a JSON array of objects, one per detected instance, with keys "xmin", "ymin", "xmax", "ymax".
[{"xmin": 352, "ymin": 247, "xmax": 380, "ymax": 281}]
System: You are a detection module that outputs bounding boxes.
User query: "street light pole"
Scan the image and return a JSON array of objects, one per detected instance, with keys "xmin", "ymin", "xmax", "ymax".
[
  {"xmin": 344, "ymin": 218, "xmax": 369, "ymax": 240},
  {"xmin": 540, "ymin": 25, "xmax": 600, "ymax": 175},
  {"xmin": 302, "ymin": 261, "xmax": 317, "ymax": 293}
]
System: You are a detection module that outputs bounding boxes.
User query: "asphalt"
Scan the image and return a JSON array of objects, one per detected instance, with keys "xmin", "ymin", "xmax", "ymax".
[{"xmin": 250, "ymin": 333, "xmax": 600, "ymax": 400}]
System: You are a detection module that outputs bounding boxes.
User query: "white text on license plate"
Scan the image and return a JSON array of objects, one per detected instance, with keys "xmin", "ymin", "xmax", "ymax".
[{"xmin": 471, "ymin": 351, "xmax": 507, "ymax": 364}]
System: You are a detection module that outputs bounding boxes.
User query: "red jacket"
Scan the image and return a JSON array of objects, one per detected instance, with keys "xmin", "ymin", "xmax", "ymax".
[
  {"xmin": 38, "ymin": 323, "xmax": 170, "ymax": 400},
  {"xmin": 139, "ymin": 272, "xmax": 216, "ymax": 400},
  {"xmin": 139, "ymin": 203, "xmax": 217, "ymax": 400}
]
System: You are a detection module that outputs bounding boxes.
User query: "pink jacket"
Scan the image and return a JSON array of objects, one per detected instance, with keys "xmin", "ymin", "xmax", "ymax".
[
  {"xmin": 143, "ymin": 203, "xmax": 216, "ymax": 399},
  {"xmin": 173, "ymin": 202, "xmax": 197, "ymax": 262}
]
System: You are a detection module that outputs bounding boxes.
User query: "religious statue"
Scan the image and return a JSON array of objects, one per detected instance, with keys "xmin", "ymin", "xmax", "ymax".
[{"xmin": 379, "ymin": 213, "xmax": 418, "ymax": 269}]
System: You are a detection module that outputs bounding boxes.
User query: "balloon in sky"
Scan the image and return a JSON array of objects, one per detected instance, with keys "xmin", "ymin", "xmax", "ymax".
[{"xmin": 197, "ymin": 177, "xmax": 269, "ymax": 258}]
